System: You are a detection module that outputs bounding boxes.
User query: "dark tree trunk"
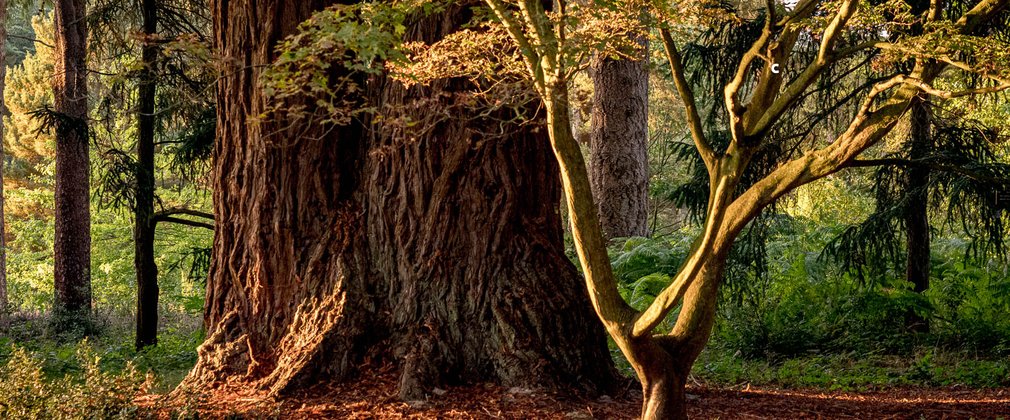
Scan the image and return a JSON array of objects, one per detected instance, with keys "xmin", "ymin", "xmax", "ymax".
[
  {"xmin": 135, "ymin": 0, "xmax": 159, "ymax": 349},
  {"xmin": 182, "ymin": 0, "xmax": 618, "ymax": 399},
  {"xmin": 53, "ymin": 0, "xmax": 91, "ymax": 319},
  {"xmin": 0, "ymin": 0, "xmax": 9, "ymax": 312},
  {"xmin": 589, "ymin": 38, "xmax": 650, "ymax": 239},
  {"xmin": 904, "ymin": 96, "xmax": 931, "ymax": 333}
]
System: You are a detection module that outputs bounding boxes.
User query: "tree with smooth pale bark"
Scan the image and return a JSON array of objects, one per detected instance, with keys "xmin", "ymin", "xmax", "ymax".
[{"xmin": 470, "ymin": 0, "xmax": 1010, "ymax": 417}]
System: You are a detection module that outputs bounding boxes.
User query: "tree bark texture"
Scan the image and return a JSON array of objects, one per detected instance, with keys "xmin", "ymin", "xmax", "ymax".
[
  {"xmin": 135, "ymin": 0, "xmax": 159, "ymax": 349},
  {"xmin": 0, "ymin": 0, "xmax": 9, "ymax": 311},
  {"xmin": 53, "ymin": 0, "xmax": 91, "ymax": 316},
  {"xmin": 589, "ymin": 40, "xmax": 650, "ymax": 239},
  {"xmin": 183, "ymin": 0, "xmax": 618, "ymax": 399},
  {"xmin": 904, "ymin": 96, "xmax": 931, "ymax": 333},
  {"xmin": 629, "ymin": 259, "xmax": 726, "ymax": 420}
]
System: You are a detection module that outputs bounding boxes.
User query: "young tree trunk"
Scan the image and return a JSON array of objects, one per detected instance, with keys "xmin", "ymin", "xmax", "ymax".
[
  {"xmin": 638, "ymin": 348, "xmax": 688, "ymax": 420},
  {"xmin": 182, "ymin": 0, "xmax": 617, "ymax": 399},
  {"xmin": 904, "ymin": 96, "xmax": 931, "ymax": 333},
  {"xmin": 541, "ymin": 63, "xmax": 729, "ymax": 418},
  {"xmin": 537, "ymin": 42, "xmax": 745, "ymax": 415},
  {"xmin": 134, "ymin": 0, "xmax": 159, "ymax": 349},
  {"xmin": 588, "ymin": 39, "xmax": 650, "ymax": 239},
  {"xmin": 0, "ymin": 0, "xmax": 9, "ymax": 312},
  {"xmin": 52, "ymin": 0, "xmax": 91, "ymax": 319}
]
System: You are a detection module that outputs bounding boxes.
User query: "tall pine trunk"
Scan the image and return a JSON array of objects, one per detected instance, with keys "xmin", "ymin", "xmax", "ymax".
[
  {"xmin": 904, "ymin": 96, "xmax": 931, "ymax": 333},
  {"xmin": 53, "ymin": 0, "xmax": 91, "ymax": 320},
  {"xmin": 182, "ymin": 0, "xmax": 617, "ymax": 399},
  {"xmin": 588, "ymin": 38, "xmax": 649, "ymax": 239},
  {"xmin": 0, "ymin": 0, "xmax": 9, "ymax": 312},
  {"xmin": 135, "ymin": 0, "xmax": 159, "ymax": 349}
]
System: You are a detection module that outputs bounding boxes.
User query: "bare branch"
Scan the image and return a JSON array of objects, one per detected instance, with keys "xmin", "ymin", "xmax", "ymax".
[
  {"xmin": 632, "ymin": 174, "xmax": 735, "ymax": 338},
  {"xmin": 9, "ymin": 34, "xmax": 54, "ymax": 49},
  {"xmin": 723, "ymin": 9, "xmax": 775, "ymax": 143},
  {"xmin": 154, "ymin": 216, "xmax": 214, "ymax": 230},
  {"xmin": 817, "ymin": 0, "xmax": 858, "ymax": 64},
  {"xmin": 486, "ymin": 0, "xmax": 543, "ymax": 89},
  {"xmin": 956, "ymin": 0, "xmax": 1010, "ymax": 33},
  {"xmin": 155, "ymin": 207, "xmax": 214, "ymax": 220},
  {"xmin": 897, "ymin": 76, "xmax": 1010, "ymax": 99},
  {"xmin": 746, "ymin": 0, "xmax": 859, "ymax": 140},
  {"xmin": 517, "ymin": 0, "xmax": 559, "ymax": 72},
  {"xmin": 778, "ymin": 0, "xmax": 820, "ymax": 27},
  {"xmin": 660, "ymin": 29, "xmax": 716, "ymax": 170},
  {"xmin": 872, "ymin": 42, "xmax": 1010, "ymax": 86},
  {"xmin": 724, "ymin": 79, "xmax": 921, "ymax": 240}
]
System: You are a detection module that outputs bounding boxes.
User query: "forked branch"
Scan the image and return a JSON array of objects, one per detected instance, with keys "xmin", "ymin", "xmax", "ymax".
[
  {"xmin": 632, "ymin": 174, "xmax": 734, "ymax": 337},
  {"xmin": 747, "ymin": 0, "xmax": 859, "ymax": 140}
]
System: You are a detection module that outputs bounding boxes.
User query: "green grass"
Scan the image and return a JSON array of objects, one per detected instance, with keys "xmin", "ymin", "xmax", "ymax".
[
  {"xmin": 692, "ymin": 347, "xmax": 1010, "ymax": 391},
  {"xmin": 0, "ymin": 310, "xmax": 203, "ymax": 393}
]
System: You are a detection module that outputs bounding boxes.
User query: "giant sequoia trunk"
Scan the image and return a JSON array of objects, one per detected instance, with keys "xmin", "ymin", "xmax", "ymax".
[
  {"xmin": 589, "ymin": 41, "xmax": 650, "ymax": 239},
  {"xmin": 53, "ymin": 0, "xmax": 91, "ymax": 318},
  {"xmin": 134, "ymin": 0, "xmax": 159, "ymax": 349},
  {"xmin": 183, "ymin": 0, "xmax": 617, "ymax": 399},
  {"xmin": 904, "ymin": 96, "xmax": 931, "ymax": 333}
]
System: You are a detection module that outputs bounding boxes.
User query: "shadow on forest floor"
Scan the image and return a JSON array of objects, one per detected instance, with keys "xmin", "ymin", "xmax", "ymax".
[
  {"xmin": 690, "ymin": 386, "xmax": 1010, "ymax": 419},
  {"xmin": 136, "ymin": 365, "xmax": 1010, "ymax": 419}
]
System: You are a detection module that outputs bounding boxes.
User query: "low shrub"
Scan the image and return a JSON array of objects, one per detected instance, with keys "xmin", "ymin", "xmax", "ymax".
[{"xmin": 0, "ymin": 341, "xmax": 149, "ymax": 419}]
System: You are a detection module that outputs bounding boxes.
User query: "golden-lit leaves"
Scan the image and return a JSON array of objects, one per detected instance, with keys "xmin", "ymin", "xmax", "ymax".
[
  {"xmin": 260, "ymin": 2, "xmax": 427, "ymax": 129},
  {"xmin": 649, "ymin": 0, "xmax": 741, "ymax": 28},
  {"xmin": 878, "ymin": 27, "xmax": 1010, "ymax": 83},
  {"xmin": 393, "ymin": 23, "xmax": 527, "ymax": 87},
  {"xmin": 566, "ymin": 2, "xmax": 647, "ymax": 64}
]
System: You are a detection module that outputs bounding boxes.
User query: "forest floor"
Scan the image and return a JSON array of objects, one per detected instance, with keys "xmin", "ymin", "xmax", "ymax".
[{"xmin": 138, "ymin": 366, "xmax": 1010, "ymax": 419}]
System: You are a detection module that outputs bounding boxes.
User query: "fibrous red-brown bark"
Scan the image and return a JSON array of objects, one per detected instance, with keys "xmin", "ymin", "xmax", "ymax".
[
  {"xmin": 183, "ymin": 0, "xmax": 618, "ymax": 399},
  {"xmin": 53, "ymin": 0, "xmax": 91, "ymax": 318}
]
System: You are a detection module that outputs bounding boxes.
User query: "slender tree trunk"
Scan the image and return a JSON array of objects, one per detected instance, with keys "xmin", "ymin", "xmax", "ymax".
[
  {"xmin": 135, "ymin": 0, "xmax": 159, "ymax": 349},
  {"xmin": 542, "ymin": 60, "xmax": 730, "ymax": 418},
  {"xmin": 904, "ymin": 96, "xmax": 931, "ymax": 333},
  {"xmin": 182, "ymin": 0, "xmax": 617, "ymax": 399},
  {"xmin": 0, "ymin": 0, "xmax": 9, "ymax": 312},
  {"xmin": 624, "ymin": 259, "xmax": 726, "ymax": 420},
  {"xmin": 588, "ymin": 38, "xmax": 650, "ymax": 239},
  {"xmin": 637, "ymin": 346, "xmax": 688, "ymax": 420},
  {"xmin": 53, "ymin": 0, "xmax": 91, "ymax": 319}
]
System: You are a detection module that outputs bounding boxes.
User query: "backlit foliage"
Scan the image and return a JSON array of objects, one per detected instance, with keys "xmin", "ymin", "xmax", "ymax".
[
  {"xmin": 0, "ymin": 342, "xmax": 147, "ymax": 419},
  {"xmin": 4, "ymin": 14, "xmax": 55, "ymax": 184},
  {"xmin": 262, "ymin": 0, "xmax": 645, "ymax": 133}
]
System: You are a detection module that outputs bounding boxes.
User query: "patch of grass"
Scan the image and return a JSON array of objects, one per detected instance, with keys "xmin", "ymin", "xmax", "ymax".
[
  {"xmin": 0, "ymin": 310, "xmax": 203, "ymax": 392},
  {"xmin": 692, "ymin": 347, "xmax": 1010, "ymax": 391}
]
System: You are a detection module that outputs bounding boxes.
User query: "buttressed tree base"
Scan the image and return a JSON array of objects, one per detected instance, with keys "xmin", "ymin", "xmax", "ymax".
[{"xmin": 182, "ymin": 0, "xmax": 618, "ymax": 401}]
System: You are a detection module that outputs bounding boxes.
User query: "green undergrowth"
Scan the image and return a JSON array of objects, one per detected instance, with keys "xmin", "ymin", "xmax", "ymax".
[
  {"xmin": 0, "ymin": 311, "xmax": 203, "ymax": 393},
  {"xmin": 603, "ymin": 212, "xmax": 1010, "ymax": 391},
  {"xmin": 0, "ymin": 311, "xmax": 204, "ymax": 418},
  {"xmin": 0, "ymin": 341, "xmax": 146, "ymax": 419},
  {"xmin": 693, "ymin": 347, "xmax": 1010, "ymax": 391}
]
